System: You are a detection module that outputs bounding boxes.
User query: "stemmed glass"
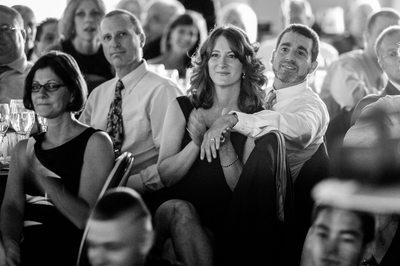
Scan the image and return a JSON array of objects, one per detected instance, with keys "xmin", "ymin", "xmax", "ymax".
[
  {"xmin": 0, "ymin": 104, "xmax": 10, "ymax": 142},
  {"xmin": 9, "ymin": 99, "xmax": 35, "ymax": 141}
]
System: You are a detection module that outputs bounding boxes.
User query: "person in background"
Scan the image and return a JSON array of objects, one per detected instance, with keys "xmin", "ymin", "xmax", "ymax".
[
  {"xmin": 0, "ymin": 51, "xmax": 114, "ymax": 266},
  {"xmin": 321, "ymin": 9, "xmax": 400, "ymax": 153},
  {"xmin": 351, "ymin": 25, "xmax": 400, "ymax": 125},
  {"xmin": 116, "ymin": 0, "xmax": 146, "ymax": 21},
  {"xmin": 148, "ymin": 11, "xmax": 207, "ymax": 80},
  {"xmin": 178, "ymin": 0, "xmax": 217, "ymax": 32},
  {"xmin": 79, "ymin": 10, "xmax": 181, "ymax": 194},
  {"xmin": 86, "ymin": 187, "xmax": 154, "ymax": 266},
  {"xmin": 12, "ymin": 5, "xmax": 36, "ymax": 59},
  {"xmin": 142, "ymin": 0, "xmax": 185, "ymax": 60},
  {"xmin": 217, "ymin": 2, "xmax": 258, "ymax": 43},
  {"xmin": 30, "ymin": 18, "xmax": 60, "ymax": 62},
  {"xmin": 0, "ymin": 5, "xmax": 32, "ymax": 103},
  {"xmin": 152, "ymin": 25, "xmax": 266, "ymax": 265},
  {"xmin": 48, "ymin": 0, "xmax": 114, "ymax": 94},
  {"xmin": 300, "ymin": 204, "xmax": 375, "ymax": 266},
  {"xmin": 331, "ymin": 0, "xmax": 380, "ymax": 54}
]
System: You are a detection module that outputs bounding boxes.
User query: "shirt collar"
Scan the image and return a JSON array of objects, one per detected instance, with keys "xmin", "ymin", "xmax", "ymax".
[
  {"xmin": 118, "ymin": 60, "xmax": 148, "ymax": 90},
  {"xmin": 390, "ymin": 80, "xmax": 400, "ymax": 92},
  {"xmin": 271, "ymin": 80, "xmax": 308, "ymax": 99},
  {"xmin": 5, "ymin": 55, "xmax": 29, "ymax": 74}
]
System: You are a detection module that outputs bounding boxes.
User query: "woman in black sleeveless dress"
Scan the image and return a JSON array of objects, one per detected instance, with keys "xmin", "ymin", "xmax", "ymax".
[
  {"xmin": 152, "ymin": 25, "xmax": 266, "ymax": 265},
  {"xmin": 0, "ymin": 52, "xmax": 114, "ymax": 266}
]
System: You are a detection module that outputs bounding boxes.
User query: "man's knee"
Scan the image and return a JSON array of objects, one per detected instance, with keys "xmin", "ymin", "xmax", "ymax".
[{"xmin": 157, "ymin": 199, "xmax": 200, "ymax": 228}]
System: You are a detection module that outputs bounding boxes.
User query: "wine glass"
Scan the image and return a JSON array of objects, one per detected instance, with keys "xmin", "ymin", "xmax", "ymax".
[
  {"xmin": 0, "ymin": 104, "xmax": 10, "ymax": 142},
  {"xmin": 9, "ymin": 99, "xmax": 35, "ymax": 140}
]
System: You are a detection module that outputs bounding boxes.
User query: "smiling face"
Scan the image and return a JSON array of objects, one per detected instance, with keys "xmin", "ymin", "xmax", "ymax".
[
  {"xmin": 100, "ymin": 13, "xmax": 144, "ymax": 77},
  {"xmin": 305, "ymin": 208, "xmax": 366, "ymax": 266},
  {"xmin": 271, "ymin": 31, "xmax": 317, "ymax": 89},
  {"xmin": 378, "ymin": 31, "xmax": 400, "ymax": 84},
  {"xmin": 74, "ymin": 0, "xmax": 103, "ymax": 42},
  {"xmin": 31, "ymin": 67, "xmax": 72, "ymax": 119},
  {"xmin": 208, "ymin": 36, "xmax": 243, "ymax": 90},
  {"xmin": 169, "ymin": 24, "xmax": 199, "ymax": 54}
]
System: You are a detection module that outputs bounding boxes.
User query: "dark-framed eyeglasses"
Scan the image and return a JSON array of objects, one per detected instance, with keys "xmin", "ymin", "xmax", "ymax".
[
  {"xmin": 31, "ymin": 82, "xmax": 66, "ymax": 93},
  {"xmin": 0, "ymin": 25, "xmax": 18, "ymax": 34}
]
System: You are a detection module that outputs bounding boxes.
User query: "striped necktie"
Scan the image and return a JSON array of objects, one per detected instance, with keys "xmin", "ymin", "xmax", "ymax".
[
  {"xmin": 265, "ymin": 89, "xmax": 277, "ymax": 110},
  {"xmin": 106, "ymin": 79, "xmax": 124, "ymax": 156}
]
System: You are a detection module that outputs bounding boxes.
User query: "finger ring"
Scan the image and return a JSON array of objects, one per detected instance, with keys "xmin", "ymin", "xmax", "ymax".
[{"xmin": 210, "ymin": 138, "xmax": 215, "ymax": 142}]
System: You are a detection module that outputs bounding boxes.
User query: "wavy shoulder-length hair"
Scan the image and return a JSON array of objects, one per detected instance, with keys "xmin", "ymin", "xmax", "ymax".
[
  {"xmin": 59, "ymin": 0, "xmax": 106, "ymax": 40},
  {"xmin": 189, "ymin": 25, "xmax": 266, "ymax": 114}
]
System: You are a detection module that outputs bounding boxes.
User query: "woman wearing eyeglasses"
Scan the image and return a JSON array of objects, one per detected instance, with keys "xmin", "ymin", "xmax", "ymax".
[{"xmin": 0, "ymin": 51, "xmax": 114, "ymax": 266}]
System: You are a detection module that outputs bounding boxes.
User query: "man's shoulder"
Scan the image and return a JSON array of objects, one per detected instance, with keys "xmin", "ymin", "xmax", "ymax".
[
  {"xmin": 143, "ymin": 70, "xmax": 181, "ymax": 92},
  {"xmin": 87, "ymin": 78, "xmax": 116, "ymax": 100}
]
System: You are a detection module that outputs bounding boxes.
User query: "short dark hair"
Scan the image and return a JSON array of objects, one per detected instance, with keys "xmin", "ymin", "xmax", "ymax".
[
  {"xmin": 367, "ymin": 8, "xmax": 400, "ymax": 35},
  {"xmin": 103, "ymin": 9, "xmax": 144, "ymax": 36},
  {"xmin": 23, "ymin": 51, "xmax": 87, "ymax": 113},
  {"xmin": 189, "ymin": 25, "xmax": 266, "ymax": 114},
  {"xmin": 311, "ymin": 204, "xmax": 375, "ymax": 246},
  {"xmin": 275, "ymin": 23, "xmax": 319, "ymax": 63},
  {"xmin": 35, "ymin": 18, "xmax": 58, "ymax": 42},
  {"xmin": 91, "ymin": 187, "xmax": 151, "ymax": 222}
]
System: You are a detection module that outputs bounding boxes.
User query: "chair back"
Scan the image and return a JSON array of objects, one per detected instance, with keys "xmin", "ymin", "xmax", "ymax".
[{"xmin": 76, "ymin": 152, "xmax": 134, "ymax": 266}]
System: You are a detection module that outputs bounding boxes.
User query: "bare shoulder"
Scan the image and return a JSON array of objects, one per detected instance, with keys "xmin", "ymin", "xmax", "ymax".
[{"xmin": 86, "ymin": 131, "xmax": 113, "ymax": 152}]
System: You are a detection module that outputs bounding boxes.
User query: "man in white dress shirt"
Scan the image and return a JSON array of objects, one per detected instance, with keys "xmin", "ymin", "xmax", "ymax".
[{"xmin": 79, "ymin": 10, "xmax": 181, "ymax": 193}]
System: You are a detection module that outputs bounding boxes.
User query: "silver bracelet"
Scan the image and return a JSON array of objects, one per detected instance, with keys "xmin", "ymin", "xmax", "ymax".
[{"xmin": 221, "ymin": 155, "xmax": 239, "ymax": 168}]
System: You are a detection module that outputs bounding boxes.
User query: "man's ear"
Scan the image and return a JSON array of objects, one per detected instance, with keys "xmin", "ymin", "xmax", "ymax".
[
  {"xmin": 309, "ymin": 60, "xmax": 318, "ymax": 74},
  {"xmin": 20, "ymin": 28, "xmax": 26, "ymax": 41},
  {"xmin": 270, "ymin": 49, "xmax": 276, "ymax": 66},
  {"xmin": 140, "ymin": 32, "xmax": 146, "ymax": 48}
]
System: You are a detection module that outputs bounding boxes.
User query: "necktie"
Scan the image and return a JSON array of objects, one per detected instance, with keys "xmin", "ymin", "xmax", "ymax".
[
  {"xmin": 106, "ymin": 80, "xmax": 124, "ymax": 155},
  {"xmin": 0, "ymin": 65, "xmax": 11, "ymax": 75},
  {"xmin": 265, "ymin": 89, "xmax": 277, "ymax": 110}
]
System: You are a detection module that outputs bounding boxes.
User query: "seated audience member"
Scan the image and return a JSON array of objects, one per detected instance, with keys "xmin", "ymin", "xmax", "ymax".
[
  {"xmin": 151, "ymin": 25, "xmax": 268, "ymax": 265},
  {"xmin": 217, "ymin": 2, "xmax": 258, "ymax": 43},
  {"xmin": 12, "ymin": 5, "xmax": 36, "ymax": 59},
  {"xmin": 79, "ymin": 10, "xmax": 181, "ymax": 193},
  {"xmin": 202, "ymin": 23, "xmax": 328, "ymax": 181},
  {"xmin": 85, "ymin": 187, "xmax": 154, "ymax": 266},
  {"xmin": 116, "ymin": 0, "xmax": 146, "ymax": 21},
  {"xmin": 0, "ymin": 51, "xmax": 115, "ymax": 266},
  {"xmin": 48, "ymin": 0, "xmax": 114, "ymax": 94},
  {"xmin": 177, "ymin": 0, "xmax": 217, "ymax": 32},
  {"xmin": 148, "ymin": 11, "xmax": 207, "ymax": 82},
  {"xmin": 300, "ymin": 204, "xmax": 375, "ymax": 266},
  {"xmin": 331, "ymin": 0, "xmax": 380, "ymax": 54},
  {"xmin": 321, "ymin": 9, "xmax": 400, "ymax": 153},
  {"xmin": 30, "ymin": 18, "xmax": 60, "ymax": 62},
  {"xmin": 258, "ymin": 0, "xmax": 338, "ymax": 76},
  {"xmin": 0, "ymin": 5, "xmax": 33, "ymax": 103},
  {"xmin": 351, "ymin": 25, "xmax": 400, "ymax": 125},
  {"xmin": 142, "ymin": 0, "xmax": 185, "ymax": 60}
]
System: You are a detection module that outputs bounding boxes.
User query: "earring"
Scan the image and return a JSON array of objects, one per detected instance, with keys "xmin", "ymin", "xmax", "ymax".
[{"xmin": 242, "ymin": 73, "xmax": 246, "ymax": 79}]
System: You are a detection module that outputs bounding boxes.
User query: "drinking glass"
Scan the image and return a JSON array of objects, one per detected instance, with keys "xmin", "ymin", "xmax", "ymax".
[
  {"xmin": 0, "ymin": 104, "xmax": 10, "ymax": 142},
  {"xmin": 10, "ymin": 99, "xmax": 35, "ymax": 140}
]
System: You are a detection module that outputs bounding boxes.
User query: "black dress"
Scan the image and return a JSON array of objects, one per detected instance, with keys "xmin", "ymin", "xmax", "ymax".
[
  {"xmin": 146, "ymin": 96, "xmax": 246, "ymax": 238},
  {"xmin": 59, "ymin": 40, "xmax": 114, "ymax": 94},
  {"xmin": 22, "ymin": 128, "xmax": 99, "ymax": 266}
]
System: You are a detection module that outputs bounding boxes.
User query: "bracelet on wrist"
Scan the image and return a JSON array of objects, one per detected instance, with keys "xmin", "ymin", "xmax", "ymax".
[{"xmin": 221, "ymin": 155, "xmax": 239, "ymax": 168}]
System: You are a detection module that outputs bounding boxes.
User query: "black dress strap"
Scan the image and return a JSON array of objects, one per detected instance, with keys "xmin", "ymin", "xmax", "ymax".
[{"xmin": 176, "ymin": 96, "xmax": 194, "ymax": 122}]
